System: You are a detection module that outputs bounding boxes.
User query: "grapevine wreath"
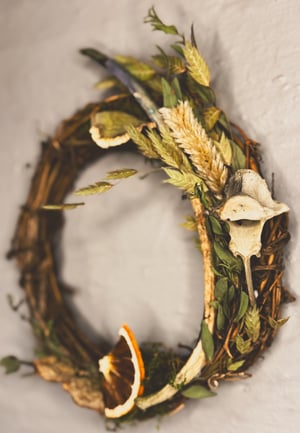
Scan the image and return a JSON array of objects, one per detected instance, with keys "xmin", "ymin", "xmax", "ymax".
[{"xmin": 4, "ymin": 8, "xmax": 293, "ymax": 427}]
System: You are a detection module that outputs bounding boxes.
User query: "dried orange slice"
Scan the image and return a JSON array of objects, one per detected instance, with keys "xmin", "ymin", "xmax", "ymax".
[{"xmin": 98, "ymin": 323, "xmax": 145, "ymax": 418}]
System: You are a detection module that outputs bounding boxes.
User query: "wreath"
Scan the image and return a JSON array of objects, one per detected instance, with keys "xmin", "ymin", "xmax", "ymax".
[{"xmin": 2, "ymin": 8, "xmax": 292, "ymax": 428}]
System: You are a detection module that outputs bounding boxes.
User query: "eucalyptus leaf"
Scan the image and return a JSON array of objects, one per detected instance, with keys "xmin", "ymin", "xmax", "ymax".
[
  {"xmin": 201, "ymin": 322, "xmax": 214, "ymax": 361},
  {"xmin": 181, "ymin": 384, "xmax": 216, "ymax": 399},
  {"xmin": 0, "ymin": 356, "xmax": 21, "ymax": 374},
  {"xmin": 213, "ymin": 241, "xmax": 242, "ymax": 272}
]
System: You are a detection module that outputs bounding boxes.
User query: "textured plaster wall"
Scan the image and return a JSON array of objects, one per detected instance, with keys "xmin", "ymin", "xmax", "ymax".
[{"xmin": 0, "ymin": 1, "xmax": 299, "ymax": 432}]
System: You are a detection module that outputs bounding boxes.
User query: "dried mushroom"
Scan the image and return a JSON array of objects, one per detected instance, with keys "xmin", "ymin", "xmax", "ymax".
[{"xmin": 219, "ymin": 169, "xmax": 289, "ymax": 305}]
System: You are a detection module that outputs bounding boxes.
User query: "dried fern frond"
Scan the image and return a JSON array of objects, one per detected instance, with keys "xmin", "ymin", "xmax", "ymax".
[{"xmin": 159, "ymin": 101, "xmax": 228, "ymax": 194}]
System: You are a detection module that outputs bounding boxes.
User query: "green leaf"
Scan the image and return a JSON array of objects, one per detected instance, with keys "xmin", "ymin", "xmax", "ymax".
[
  {"xmin": 0, "ymin": 356, "xmax": 21, "ymax": 374},
  {"xmin": 245, "ymin": 306, "xmax": 260, "ymax": 342},
  {"xmin": 231, "ymin": 141, "xmax": 246, "ymax": 171},
  {"xmin": 208, "ymin": 215, "xmax": 224, "ymax": 236},
  {"xmin": 234, "ymin": 292, "xmax": 249, "ymax": 322},
  {"xmin": 227, "ymin": 359, "xmax": 245, "ymax": 372},
  {"xmin": 268, "ymin": 316, "xmax": 290, "ymax": 330},
  {"xmin": 203, "ymin": 106, "xmax": 221, "ymax": 131},
  {"xmin": 163, "ymin": 168, "xmax": 203, "ymax": 194},
  {"xmin": 152, "ymin": 54, "xmax": 186, "ymax": 75},
  {"xmin": 105, "ymin": 168, "xmax": 137, "ymax": 180},
  {"xmin": 235, "ymin": 335, "xmax": 252, "ymax": 354},
  {"xmin": 181, "ymin": 216, "xmax": 197, "ymax": 231},
  {"xmin": 215, "ymin": 133, "xmax": 232, "ymax": 165},
  {"xmin": 201, "ymin": 322, "xmax": 214, "ymax": 361},
  {"xmin": 217, "ymin": 304, "xmax": 226, "ymax": 331},
  {"xmin": 94, "ymin": 77, "xmax": 121, "ymax": 90},
  {"xmin": 215, "ymin": 277, "xmax": 228, "ymax": 301},
  {"xmin": 74, "ymin": 182, "xmax": 113, "ymax": 196},
  {"xmin": 213, "ymin": 241, "xmax": 242, "ymax": 272},
  {"xmin": 161, "ymin": 78, "xmax": 178, "ymax": 108},
  {"xmin": 181, "ymin": 384, "xmax": 216, "ymax": 399},
  {"xmin": 145, "ymin": 7, "xmax": 180, "ymax": 35},
  {"xmin": 183, "ymin": 41, "xmax": 211, "ymax": 87},
  {"xmin": 114, "ymin": 55, "xmax": 156, "ymax": 81},
  {"xmin": 42, "ymin": 203, "xmax": 85, "ymax": 210}
]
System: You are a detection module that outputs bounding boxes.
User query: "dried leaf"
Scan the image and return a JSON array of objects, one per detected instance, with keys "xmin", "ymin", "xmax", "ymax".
[
  {"xmin": 105, "ymin": 168, "xmax": 137, "ymax": 180},
  {"xmin": 181, "ymin": 384, "xmax": 216, "ymax": 399},
  {"xmin": 114, "ymin": 55, "xmax": 156, "ymax": 81},
  {"xmin": 215, "ymin": 133, "xmax": 232, "ymax": 165},
  {"xmin": 63, "ymin": 377, "xmax": 104, "ymax": 411},
  {"xmin": 203, "ymin": 106, "xmax": 221, "ymax": 131},
  {"xmin": 182, "ymin": 41, "xmax": 210, "ymax": 87},
  {"xmin": 231, "ymin": 141, "xmax": 246, "ymax": 171},
  {"xmin": 268, "ymin": 316, "xmax": 290, "ymax": 330},
  {"xmin": 181, "ymin": 216, "xmax": 197, "ymax": 231},
  {"xmin": 217, "ymin": 304, "xmax": 226, "ymax": 330},
  {"xmin": 0, "ymin": 356, "xmax": 21, "ymax": 374},
  {"xmin": 95, "ymin": 77, "xmax": 121, "ymax": 90},
  {"xmin": 42, "ymin": 203, "xmax": 85, "ymax": 210},
  {"xmin": 161, "ymin": 77, "xmax": 178, "ymax": 108},
  {"xmin": 163, "ymin": 168, "xmax": 203, "ymax": 194},
  {"xmin": 235, "ymin": 292, "xmax": 249, "ymax": 322},
  {"xmin": 34, "ymin": 356, "xmax": 76, "ymax": 382},
  {"xmin": 227, "ymin": 359, "xmax": 245, "ymax": 372},
  {"xmin": 201, "ymin": 321, "xmax": 214, "ymax": 361},
  {"xmin": 74, "ymin": 182, "xmax": 113, "ymax": 196}
]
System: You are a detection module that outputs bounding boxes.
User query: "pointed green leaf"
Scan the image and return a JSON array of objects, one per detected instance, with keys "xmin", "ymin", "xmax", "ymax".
[
  {"xmin": 227, "ymin": 359, "xmax": 245, "ymax": 372},
  {"xmin": 182, "ymin": 384, "xmax": 216, "ymax": 399},
  {"xmin": 105, "ymin": 168, "xmax": 137, "ymax": 180},
  {"xmin": 208, "ymin": 215, "xmax": 224, "ymax": 236},
  {"xmin": 94, "ymin": 77, "xmax": 121, "ymax": 90},
  {"xmin": 74, "ymin": 182, "xmax": 113, "ymax": 196},
  {"xmin": 215, "ymin": 277, "xmax": 228, "ymax": 301},
  {"xmin": 217, "ymin": 304, "xmax": 226, "ymax": 330},
  {"xmin": 42, "ymin": 203, "xmax": 85, "ymax": 210},
  {"xmin": 201, "ymin": 322, "xmax": 214, "ymax": 361},
  {"xmin": 234, "ymin": 292, "xmax": 249, "ymax": 322},
  {"xmin": 231, "ymin": 141, "xmax": 246, "ymax": 171},
  {"xmin": 0, "ymin": 356, "xmax": 21, "ymax": 374},
  {"xmin": 161, "ymin": 78, "xmax": 178, "ymax": 108},
  {"xmin": 213, "ymin": 241, "xmax": 242, "ymax": 272}
]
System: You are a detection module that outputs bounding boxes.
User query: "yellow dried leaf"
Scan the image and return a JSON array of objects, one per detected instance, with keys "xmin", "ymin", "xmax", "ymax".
[
  {"xmin": 203, "ymin": 106, "xmax": 221, "ymax": 131},
  {"xmin": 214, "ymin": 133, "xmax": 232, "ymax": 165},
  {"xmin": 34, "ymin": 356, "xmax": 76, "ymax": 382},
  {"xmin": 63, "ymin": 377, "xmax": 104, "ymax": 412},
  {"xmin": 42, "ymin": 203, "xmax": 85, "ymax": 210}
]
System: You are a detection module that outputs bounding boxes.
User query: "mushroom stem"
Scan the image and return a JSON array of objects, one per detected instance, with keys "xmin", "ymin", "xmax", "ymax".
[{"xmin": 242, "ymin": 255, "xmax": 256, "ymax": 306}]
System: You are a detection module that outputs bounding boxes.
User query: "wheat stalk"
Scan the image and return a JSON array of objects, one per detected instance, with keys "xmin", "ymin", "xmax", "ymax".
[{"xmin": 159, "ymin": 101, "xmax": 228, "ymax": 194}]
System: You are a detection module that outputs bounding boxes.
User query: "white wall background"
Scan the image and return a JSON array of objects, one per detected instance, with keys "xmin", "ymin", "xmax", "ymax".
[{"xmin": 0, "ymin": 1, "xmax": 299, "ymax": 432}]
